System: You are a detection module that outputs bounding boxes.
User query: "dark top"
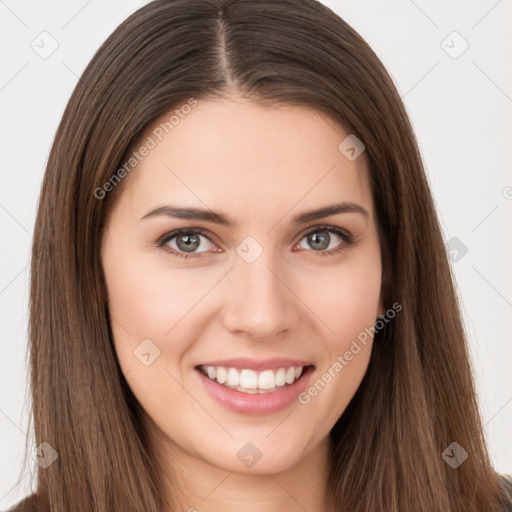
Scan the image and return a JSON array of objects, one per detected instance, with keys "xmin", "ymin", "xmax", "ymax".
[
  {"xmin": 6, "ymin": 473, "xmax": 512, "ymax": 511},
  {"xmin": 501, "ymin": 474, "xmax": 512, "ymax": 511}
]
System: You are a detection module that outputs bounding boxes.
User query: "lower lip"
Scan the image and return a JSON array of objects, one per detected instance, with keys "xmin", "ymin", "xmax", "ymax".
[{"xmin": 195, "ymin": 366, "xmax": 315, "ymax": 415}]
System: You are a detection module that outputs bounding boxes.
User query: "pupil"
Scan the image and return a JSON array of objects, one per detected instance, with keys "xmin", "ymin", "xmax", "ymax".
[
  {"xmin": 176, "ymin": 233, "xmax": 200, "ymax": 252},
  {"xmin": 309, "ymin": 231, "xmax": 329, "ymax": 250}
]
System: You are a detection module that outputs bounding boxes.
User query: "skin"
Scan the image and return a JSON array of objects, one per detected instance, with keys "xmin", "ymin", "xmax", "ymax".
[{"xmin": 101, "ymin": 96, "xmax": 384, "ymax": 512}]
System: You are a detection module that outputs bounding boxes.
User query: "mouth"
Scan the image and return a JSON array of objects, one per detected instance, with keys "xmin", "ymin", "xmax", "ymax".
[
  {"xmin": 194, "ymin": 362, "xmax": 316, "ymax": 415},
  {"xmin": 196, "ymin": 363, "xmax": 313, "ymax": 394}
]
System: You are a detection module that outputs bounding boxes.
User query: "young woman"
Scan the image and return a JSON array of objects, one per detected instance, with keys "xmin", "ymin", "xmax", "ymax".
[{"xmin": 9, "ymin": 0, "xmax": 512, "ymax": 510}]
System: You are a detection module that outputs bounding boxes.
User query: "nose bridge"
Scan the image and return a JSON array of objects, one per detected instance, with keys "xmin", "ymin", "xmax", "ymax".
[{"xmin": 222, "ymin": 247, "xmax": 297, "ymax": 338}]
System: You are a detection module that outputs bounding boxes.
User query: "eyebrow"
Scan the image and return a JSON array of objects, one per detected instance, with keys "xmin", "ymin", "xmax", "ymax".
[{"xmin": 139, "ymin": 201, "xmax": 370, "ymax": 227}]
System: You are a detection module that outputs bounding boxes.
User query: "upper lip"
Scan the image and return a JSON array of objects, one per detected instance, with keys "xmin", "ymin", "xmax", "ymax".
[{"xmin": 197, "ymin": 358, "xmax": 314, "ymax": 372}]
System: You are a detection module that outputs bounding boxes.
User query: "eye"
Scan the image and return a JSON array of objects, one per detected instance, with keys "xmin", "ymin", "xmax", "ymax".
[
  {"xmin": 157, "ymin": 228, "xmax": 218, "ymax": 259},
  {"xmin": 295, "ymin": 225, "xmax": 354, "ymax": 255},
  {"xmin": 157, "ymin": 224, "xmax": 355, "ymax": 259}
]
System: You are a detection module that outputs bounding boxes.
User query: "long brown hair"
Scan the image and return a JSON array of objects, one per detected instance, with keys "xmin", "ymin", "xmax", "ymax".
[{"xmin": 13, "ymin": 0, "xmax": 510, "ymax": 510}]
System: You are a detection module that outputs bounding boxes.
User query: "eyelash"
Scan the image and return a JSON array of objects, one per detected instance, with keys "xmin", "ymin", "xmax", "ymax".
[{"xmin": 156, "ymin": 224, "xmax": 355, "ymax": 259}]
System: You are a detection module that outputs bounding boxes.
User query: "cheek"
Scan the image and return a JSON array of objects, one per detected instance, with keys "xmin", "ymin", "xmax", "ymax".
[
  {"xmin": 323, "ymin": 269, "xmax": 381, "ymax": 340},
  {"xmin": 102, "ymin": 249, "xmax": 226, "ymax": 366},
  {"xmin": 292, "ymin": 252, "xmax": 381, "ymax": 420},
  {"xmin": 298, "ymin": 253, "xmax": 382, "ymax": 347},
  {"xmin": 102, "ymin": 251, "xmax": 218, "ymax": 426}
]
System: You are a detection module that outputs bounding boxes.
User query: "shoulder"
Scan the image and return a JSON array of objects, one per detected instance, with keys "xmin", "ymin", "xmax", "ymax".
[
  {"xmin": 500, "ymin": 474, "xmax": 512, "ymax": 511},
  {"xmin": 5, "ymin": 493, "xmax": 41, "ymax": 512}
]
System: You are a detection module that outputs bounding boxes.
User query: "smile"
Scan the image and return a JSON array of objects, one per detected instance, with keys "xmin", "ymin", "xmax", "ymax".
[{"xmin": 199, "ymin": 364, "xmax": 305, "ymax": 394}]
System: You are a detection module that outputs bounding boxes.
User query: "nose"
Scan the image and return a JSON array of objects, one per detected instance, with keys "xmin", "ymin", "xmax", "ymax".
[{"xmin": 221, "ymin": 252, "xmax": 300, "ymax": 339}]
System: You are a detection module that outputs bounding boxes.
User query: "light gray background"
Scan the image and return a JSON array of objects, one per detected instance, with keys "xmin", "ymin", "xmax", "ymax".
[{"xmin": 1, "ymin": 0, "xmax": 511, "ymax": 508}]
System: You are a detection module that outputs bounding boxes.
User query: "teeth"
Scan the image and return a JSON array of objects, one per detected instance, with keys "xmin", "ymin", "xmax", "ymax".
[
  {"xmin": 275, "ymin": 368, "xmax": 286, "ymax": 386},
  {"xmin": 285, "ymin": 367, "xmax": 295, "ymax": 384},
  {"xmin": 227, "ymin": 368, "xmax": 240, "ymax": 386},
  {"xmin": 216, "ymin": 367, "xmax": 227, "ymax": 384},
  {"xmin": 200, "ymin": 365, "xmax": 307, "ymax": 393},
  {"xmin": 240, "ymin": 369, "xmax": 258, "ymax": 389},
  {"xmin": 258, "ymin": 370, "xmax": 275, "ymax": 390}
]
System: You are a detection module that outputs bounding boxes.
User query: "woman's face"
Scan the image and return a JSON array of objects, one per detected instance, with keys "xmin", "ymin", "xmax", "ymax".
[{"xmin": 101, "ymin": 97, "xmax": 383, "ymax": 475}]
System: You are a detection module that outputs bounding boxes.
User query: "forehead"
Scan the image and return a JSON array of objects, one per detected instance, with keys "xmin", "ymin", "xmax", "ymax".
[{"xmin": 115, "ymin": 97, "xmax": 373, "ymax": 225}]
